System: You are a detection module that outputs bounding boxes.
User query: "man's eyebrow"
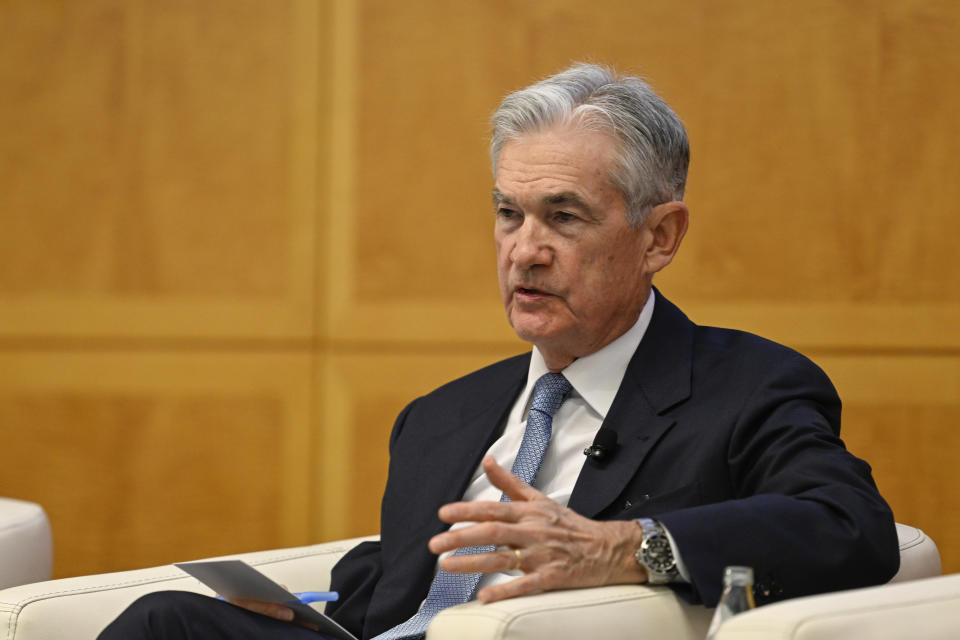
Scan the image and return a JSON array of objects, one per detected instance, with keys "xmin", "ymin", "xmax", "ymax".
[
  {"xmin": 544, "ymin": 192, "xmax": 590, "ymax": 209},
  {"xmin": 492, "ymin": 189, "xmax": 591, "ymax": 209},
  {"xmin": 492, "ymin": 188, "xmax": 514, "ymax": 205}
]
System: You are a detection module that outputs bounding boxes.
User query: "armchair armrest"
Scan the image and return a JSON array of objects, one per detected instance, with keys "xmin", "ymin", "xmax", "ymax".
[
  {"xmin": 429, "ymin": 585, "xmax": 713, "ymax": 640},
  {"xmin": 0, "ymin": 536, "xmax": 375, "ymax": 640},
  {"xmin": 713, "ymin": 572, "xmax": 960, "ymax": 640}
]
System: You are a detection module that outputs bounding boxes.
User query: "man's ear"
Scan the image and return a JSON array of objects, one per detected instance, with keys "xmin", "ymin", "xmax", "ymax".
[{"xmin": 643, "ymin": 201, "xmax": 689, "ymax": 274}]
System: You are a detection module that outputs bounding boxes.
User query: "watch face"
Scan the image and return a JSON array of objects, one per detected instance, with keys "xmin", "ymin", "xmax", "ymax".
[{"xmin": 641, "ymin": 533, "xmax": 676, "ymax": 573}]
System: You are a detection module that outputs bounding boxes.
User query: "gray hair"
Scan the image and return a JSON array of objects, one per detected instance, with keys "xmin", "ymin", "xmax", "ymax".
[{"xmin": 490, "ymin": 63, "xmax": 689, "ymax": 226}]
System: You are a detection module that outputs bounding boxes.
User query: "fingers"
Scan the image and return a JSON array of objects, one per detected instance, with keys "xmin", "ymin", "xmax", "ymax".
[
  {"xmin": 432, "ymin": 456, "xmax": 568, "ymax": 557},
  {"xmin": 431, "ymin": 500, "xmax": 572, "ymax": 554},
  {"xmin": 437, "ymin": 499, "xmax": 523, "ymax": 525},
  {"xmin": 439, "ymin": 547, "xmax": 520, "ymax": 574},
  {"xmin": 476, "ymin": 572, "xmax": 547, "ymax": 603},
  {"xmin": 226, "ymin": 598, "xmax": 321, "ymax": 631},
  {"xmin": 226, "ymin": 598, "xmax": 294, "ymax": 622},
  {"xmin": 435, "ymin": 455, "xmax": 549, "ymax": 526},
  {"xmin": 430, "ymin": 520, "xmax": 529, "ymax": 554},
  {"xmin": 481, "ymin": 456, "xmax": 544, "ymax": 502}
]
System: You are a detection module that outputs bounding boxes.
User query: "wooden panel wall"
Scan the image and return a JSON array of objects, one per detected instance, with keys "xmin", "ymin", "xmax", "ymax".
[
  {"xmin": 1, "ymin": 0, "xmax": 958, "ymax": 579},
  {"xmin": 0, "ymin": 0, "xmax": 324, "ymax": 577}
]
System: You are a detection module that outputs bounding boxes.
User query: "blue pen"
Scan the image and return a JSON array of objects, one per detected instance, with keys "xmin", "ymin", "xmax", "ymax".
[
  {"xmin": 287, "ymin": 591, "xmax": 339, "ymax": 605},
  {"xmin": 215, "ymin": 591, "xmax": 339, "ymax": 605}
]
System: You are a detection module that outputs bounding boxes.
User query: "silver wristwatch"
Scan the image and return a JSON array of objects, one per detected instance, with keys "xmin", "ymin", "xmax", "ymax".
[{"xmin": 635, "ymin": 518, "xmax": 679, "ymax": 584}]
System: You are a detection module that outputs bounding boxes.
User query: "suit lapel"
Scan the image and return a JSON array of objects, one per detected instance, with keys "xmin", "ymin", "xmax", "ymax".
[
  {"xmin": 567, "ymin": 290, "xmax": 695, "ymax": 518},
  {"xmin": 434, "ymin": 355, "xmax": 530, "ymax": 510}
]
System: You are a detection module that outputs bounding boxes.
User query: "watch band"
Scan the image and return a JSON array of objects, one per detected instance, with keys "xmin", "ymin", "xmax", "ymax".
[{"xmin": 635, "ymin": 518, "xmax": 679, "ymax": 584}]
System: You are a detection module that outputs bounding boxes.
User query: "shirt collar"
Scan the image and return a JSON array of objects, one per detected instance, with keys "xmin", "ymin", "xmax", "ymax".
[{"xmin": 522, "ymin": 289, "xmax": 656, "ymax": 419}]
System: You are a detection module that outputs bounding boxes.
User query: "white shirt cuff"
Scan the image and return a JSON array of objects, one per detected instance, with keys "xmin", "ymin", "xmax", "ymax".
[{"xmin": 660, "ymin": 521, "xmax": 690, "ymax": 583}]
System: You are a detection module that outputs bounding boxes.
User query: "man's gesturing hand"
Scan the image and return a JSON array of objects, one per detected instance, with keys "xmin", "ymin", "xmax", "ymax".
[{"xmin": 428, "ymin": 455, "xmax": 648, "ymax": 603}]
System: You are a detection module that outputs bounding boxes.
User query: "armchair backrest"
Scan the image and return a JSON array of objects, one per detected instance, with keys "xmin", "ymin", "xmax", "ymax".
[{"xmin": 0, "ymin": 498, "xmax": 52, "ymax": 590}]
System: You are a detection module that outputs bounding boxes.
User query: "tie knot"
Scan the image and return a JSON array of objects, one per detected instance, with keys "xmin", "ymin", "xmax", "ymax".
[{"xmin": 529, "ymin": 372, "xmax": 572, "ymax": 417}]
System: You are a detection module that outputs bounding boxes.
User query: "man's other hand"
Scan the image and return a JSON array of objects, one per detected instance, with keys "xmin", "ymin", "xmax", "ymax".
[
  {"xmin": 222, "ymin": 597, "xmax": 320, "ymax": 632},
  {"xmin": 428, "ymin": 455, "xmax": 648, "ymax": 603}
]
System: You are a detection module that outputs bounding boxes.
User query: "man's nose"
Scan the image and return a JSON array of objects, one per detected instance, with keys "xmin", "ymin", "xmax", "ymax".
[{"xmin": 509, "ymin": 220, "xmax": 552, "ymax": 268}]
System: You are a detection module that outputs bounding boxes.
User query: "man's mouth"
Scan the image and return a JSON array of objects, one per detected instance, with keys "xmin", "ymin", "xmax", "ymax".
[{"xmin": 515, "ymin": 286, "xmax": 551, "ymax": 298}]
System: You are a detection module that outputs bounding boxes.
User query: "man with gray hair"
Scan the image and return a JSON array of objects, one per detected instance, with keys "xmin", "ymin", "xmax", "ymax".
[{"xmin": 100, "ymin": 63, "xmax": 899, "ymax": 640}]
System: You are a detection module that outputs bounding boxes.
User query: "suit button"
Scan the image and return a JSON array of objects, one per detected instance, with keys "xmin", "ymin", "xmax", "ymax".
[{"xmin": 754, "ymin": 583, "xmax": 771, "ymax": 599}]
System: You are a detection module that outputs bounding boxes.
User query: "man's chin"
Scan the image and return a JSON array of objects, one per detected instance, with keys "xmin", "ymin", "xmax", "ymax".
[{"xmin": 508, "ymin": 314, "xmax": 564, "ymax": 346}]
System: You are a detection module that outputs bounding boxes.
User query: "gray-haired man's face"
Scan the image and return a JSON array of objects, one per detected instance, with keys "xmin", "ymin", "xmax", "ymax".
[{"xmin": 493, "ymin": 125, "xmax": 658, "ymax": 370}]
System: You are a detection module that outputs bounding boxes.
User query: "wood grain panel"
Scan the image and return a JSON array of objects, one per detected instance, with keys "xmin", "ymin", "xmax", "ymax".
[
  {"xmin": 322, "ymin": 0, "xmax": 515, "ymax": 343},
  {"xmin": 816, "ymin": 355, "xmax": 960, "ymax": 575},
  {"xmin": 0, "ymin": 0, "xmax": 321, "ymax": 339},
  {"xmin": 315, "ymin": 347, "xmax": 527, "ymax": 541},
  {"xmin": 659, "ymin": 0, "xmax": 960, "ymax": 348},
  {"xmin": 325, "ymin": 0, "xmax": 960, "ymax": 349},
  {"xmin": 872, "ymin": 0, "xmax": 960, "ymax": 305},
  {"xmin": 0, "ymin": 351, "xmax": 313, "ymax": 577}
]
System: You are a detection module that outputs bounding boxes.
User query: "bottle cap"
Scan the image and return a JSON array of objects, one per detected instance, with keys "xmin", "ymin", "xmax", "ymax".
[{"xmin": 723, "ymin": 565, "xmax": 754, "ymax": 586}]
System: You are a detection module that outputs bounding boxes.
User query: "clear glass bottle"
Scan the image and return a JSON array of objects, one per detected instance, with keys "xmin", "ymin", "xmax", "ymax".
[{"xmin": 705, "ymin": 566, "xmax": 756, "ymax": 639}]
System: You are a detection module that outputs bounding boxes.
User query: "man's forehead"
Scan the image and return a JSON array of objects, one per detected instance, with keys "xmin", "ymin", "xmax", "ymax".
[
  {"xmin": 497, "ymin": 124, "xmax": 619, "ymax": 161},
  {"xmin": 495, "ymin": 127, "xmax": 619, "ymax": 187}
]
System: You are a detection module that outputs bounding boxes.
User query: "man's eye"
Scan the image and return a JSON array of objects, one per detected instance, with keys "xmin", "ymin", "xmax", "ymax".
[
  {"xmin": 554, "ymin": 211, "xmax": 577, "ymax": 223},
  {"xmin": 497, "ymin": 208, "xmax": 519, "ymax": 219}
]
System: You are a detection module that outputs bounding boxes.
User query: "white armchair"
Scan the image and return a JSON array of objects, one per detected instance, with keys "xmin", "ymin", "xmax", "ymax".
[
  {"xmin": 0, "ymin": 524, "xmax": 944, "ymax": 640},
  {"xmin": 0, "ymin": 498, "xmax": 52, "ymax": 591}
]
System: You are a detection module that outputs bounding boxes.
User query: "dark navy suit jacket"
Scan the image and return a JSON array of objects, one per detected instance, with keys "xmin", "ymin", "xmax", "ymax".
[{"xmin": 326, "ymin": 291, "xmax": 900, "ymax": 639}]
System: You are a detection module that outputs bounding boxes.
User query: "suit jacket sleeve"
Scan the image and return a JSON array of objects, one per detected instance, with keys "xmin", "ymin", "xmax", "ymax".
[
  {"xmin": 655, "ymin": 351, "xmax": 899, "ymax": 606},
  {"xmin": 325, "ymin": 540, "xmax": 384, "ymax": 638},
  {"xmin": 324, "ymin": 401, "xmax": 415, "ymax": 638}
]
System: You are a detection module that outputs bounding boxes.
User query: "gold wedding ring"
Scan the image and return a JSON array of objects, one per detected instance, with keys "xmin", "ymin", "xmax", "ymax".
[{"xmin": 512, "ymin": 547, "xmax": 523, "ymax": 571}]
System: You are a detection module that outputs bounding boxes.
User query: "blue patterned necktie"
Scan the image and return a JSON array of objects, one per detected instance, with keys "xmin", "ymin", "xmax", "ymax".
[{"xmin": 373, "ymin": 372, "xmax": 573, "ymax": 640}]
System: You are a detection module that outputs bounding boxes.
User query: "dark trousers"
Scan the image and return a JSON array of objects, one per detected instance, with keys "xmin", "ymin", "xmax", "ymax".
[{"xmin": 97, "ymin": 591, "xmax": 333, "ymax": 639}]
